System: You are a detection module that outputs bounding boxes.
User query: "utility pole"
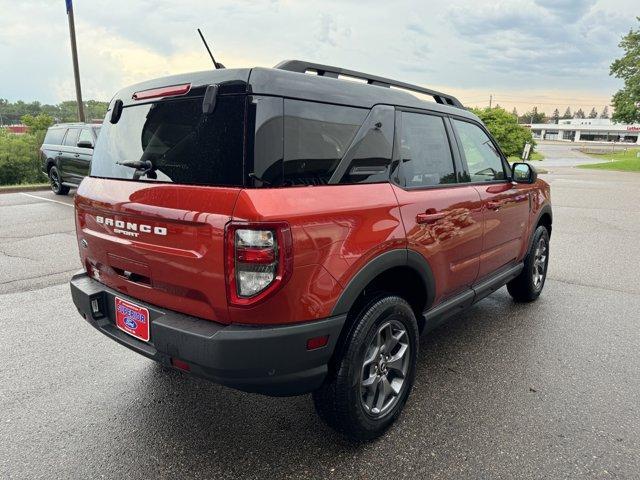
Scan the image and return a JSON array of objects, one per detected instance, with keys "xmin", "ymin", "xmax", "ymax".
[
  {"xmin": 66, "ymin": 0, "xmax": 85, "ymax": 122},
  {"xmin": 489, "ymin": 94, "xmax": 493, "ymax": 109}
]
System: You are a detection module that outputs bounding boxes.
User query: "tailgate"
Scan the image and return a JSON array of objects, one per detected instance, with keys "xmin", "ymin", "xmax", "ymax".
[{"xmin": 75, "ymin": 178, "xmax": 240, "ymax": 323}]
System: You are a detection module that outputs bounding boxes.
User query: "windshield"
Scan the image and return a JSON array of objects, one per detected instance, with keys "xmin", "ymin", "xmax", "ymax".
[{"xmin": 91, "ymin": 95, "xmax": 245, "ymax": 187}]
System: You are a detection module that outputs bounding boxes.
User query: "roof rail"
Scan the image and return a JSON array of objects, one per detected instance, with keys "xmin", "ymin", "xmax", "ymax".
[{"xmin": 274, "ymin": 60, "xmax": 464, "ymax": 109}]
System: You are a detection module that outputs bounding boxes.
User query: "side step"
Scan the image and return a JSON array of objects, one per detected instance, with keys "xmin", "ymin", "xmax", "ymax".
[{"xmin": 422, "ymin": 263, "xmax": 523, "ymax": 332}]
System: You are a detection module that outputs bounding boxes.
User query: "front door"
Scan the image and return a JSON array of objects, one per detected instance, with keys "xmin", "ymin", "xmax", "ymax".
[
  {"xmin": 74, "ymin": 128, "xmax": 95, "ymax": 178},
  {"xmin": 393, "ymin": 111, "xmax": 483, "ymax": 304},
  {"xmin": 451, "ymin": 118, "xmax": 530, "ymax": 278}
]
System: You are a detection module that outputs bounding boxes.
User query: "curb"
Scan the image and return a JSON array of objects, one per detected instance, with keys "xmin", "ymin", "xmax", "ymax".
[{"xmin": 0, "ymin": 184, "xmax": 50, "ymax": 194}]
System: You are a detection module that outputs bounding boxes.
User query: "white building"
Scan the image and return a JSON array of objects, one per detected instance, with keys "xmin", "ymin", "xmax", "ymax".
[{"xmin": 525, "ymin": 118, "xmax": 640, "ymax": 144}]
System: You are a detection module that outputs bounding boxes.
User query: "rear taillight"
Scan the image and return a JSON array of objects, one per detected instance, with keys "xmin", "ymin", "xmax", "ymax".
[{"xmin": 225, "ymin": 223, "xmax": 293, "ymax": 306}]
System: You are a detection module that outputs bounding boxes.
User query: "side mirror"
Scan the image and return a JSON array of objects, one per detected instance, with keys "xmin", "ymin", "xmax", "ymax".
[
  {"xmin": 77, "ymin": 140, "xmax": 93, "ymax": 149},
  {"xmin": 512, "ymin": 162, "xmax": 537, "ymax": 184}
]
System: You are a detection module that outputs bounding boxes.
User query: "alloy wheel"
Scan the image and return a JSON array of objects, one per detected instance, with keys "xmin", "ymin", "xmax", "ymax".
[
  {"xmin": 49, "ymin": 169, "xmax": 60, "ymax": 192},
  {"xmin": 360, "ymin": 319, "xmax": 410, "ymax": 418},
  {"xmin": 532, "ymin": 237, "xmax": 548, "ymax": 289}
]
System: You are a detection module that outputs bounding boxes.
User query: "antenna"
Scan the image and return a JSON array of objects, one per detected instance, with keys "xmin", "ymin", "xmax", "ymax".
[{"xmin": 197, "ymin": 28, "xmax": 225, "ymax": 69}]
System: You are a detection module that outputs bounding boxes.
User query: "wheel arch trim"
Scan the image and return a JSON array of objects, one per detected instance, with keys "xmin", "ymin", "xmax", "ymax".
[
  {"xmin": 528, "ymin": 204, "xmax": 552, "ymax": 252},
  {"xmin": 330, "ymin": 248, "xmax": 436, "ymax": 317}
]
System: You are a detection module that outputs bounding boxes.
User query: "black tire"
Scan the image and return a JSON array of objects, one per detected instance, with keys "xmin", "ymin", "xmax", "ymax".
[
  {"xmin": 312, "ymin": 295, "xmax": 419, "ymax": 442},
  {"xmin": 507, "ymin": 225, "xmax": 550, "ymax": 302},
  {"xmin": 49, "ymin": 166, "xmax": 70, "ymax": 195}
]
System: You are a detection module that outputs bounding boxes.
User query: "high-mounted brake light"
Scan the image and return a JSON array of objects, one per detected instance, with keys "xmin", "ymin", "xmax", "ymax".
[
  {"xmin": 225, "ymin": 223, "xmax": 293, "ymax": 306},
  {"xmin": 132, "ymin": 83, "xmax": 191, "ymax": 101}
]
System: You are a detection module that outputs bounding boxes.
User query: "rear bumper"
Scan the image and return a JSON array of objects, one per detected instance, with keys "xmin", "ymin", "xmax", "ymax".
[{"xmin": 70, "ymin": 272, "xmax": 345, "ymax": 396}]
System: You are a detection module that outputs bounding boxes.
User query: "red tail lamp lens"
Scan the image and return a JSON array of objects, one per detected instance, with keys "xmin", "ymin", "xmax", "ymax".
[
  {"xmin": 132, "ymin": 83, "xmax": 191, "ymax": 101},
  {"xmin": 170, "ymin": 357, "xmax": 191, "ymax": 372},
  {"xmin": 306, "ymin": 335, "xmax": 329, "ymax": 351},
  {"xmin": 236, "ymin": 247, "xmax": 276, "ymax": 264}
]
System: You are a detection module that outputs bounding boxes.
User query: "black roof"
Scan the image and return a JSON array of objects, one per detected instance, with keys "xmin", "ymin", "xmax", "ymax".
[{"xmin": 113, "ymin": 62, "xmax": 478, "ymax": 122}]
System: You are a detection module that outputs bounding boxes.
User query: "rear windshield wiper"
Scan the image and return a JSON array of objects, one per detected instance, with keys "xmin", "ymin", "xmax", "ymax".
[
  {"xmin": 116, "ymin": 160, "xmax": 154, "ymax": 170},
  {"xmin": 116, "ymin": 160, "xmax": 156, "ymax": 179}
]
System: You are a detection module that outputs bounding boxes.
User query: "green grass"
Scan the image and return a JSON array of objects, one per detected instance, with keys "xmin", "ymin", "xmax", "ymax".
[
  {"xmin": 507, "ymin": 151, "xmax": 545, "ymax": 162},
  {"xmin": 0, "ymin": 182, "xmax": 49, "ymax": 191},
  {"xmin": 578, "ymin": 148, "xmax": 640, "ymax": 172}
]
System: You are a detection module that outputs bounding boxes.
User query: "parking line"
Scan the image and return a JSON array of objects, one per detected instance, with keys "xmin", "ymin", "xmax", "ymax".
[{"xmin": 19, "ymin": 192, "xmax": 74, "ymax": 208}]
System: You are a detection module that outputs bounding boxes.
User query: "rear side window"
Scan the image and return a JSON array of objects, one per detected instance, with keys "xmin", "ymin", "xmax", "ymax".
[
  {"xmin": 399, "ymin": 112, "xmax": 456, "ymax": 187},
  {"xmin": 43, "ymin": 128, "xmax": 66, "ymax": 145},
  {"xmin": 91, "ymin": 95, "xmax": 245, "ymax": 187},
  {"xmin": 64, "ymin": 128, "xmax": 80, "ymax": 147},
  {"xmin": 337, "ymin": 106, "xmax": 395, "ymax": 185},
  {"xmin": 283, "ymin": 100, "xmax": 366, "ymax": 186},
  {"xmin": 246, "ymin": 96, "xmax": 284, "ymax": 187},
  {"xmin": 452, "ymin": 119, "xmax": 506, "ymax": 182}
]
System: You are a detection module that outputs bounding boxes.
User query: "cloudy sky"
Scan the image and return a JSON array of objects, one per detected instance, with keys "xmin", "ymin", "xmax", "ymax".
[{"xmin": 0, "ymin": 0, "xmax": 636, "ymax": 114}]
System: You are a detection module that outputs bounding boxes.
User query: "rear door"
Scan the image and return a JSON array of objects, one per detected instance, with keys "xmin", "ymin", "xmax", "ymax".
[
  {"xmin": 61, "ymin": 127, "xmax": 80, "ymax": 183},
  {"xmin": 450, "ymin": 118, "xmax": 530, "ymax": 279},
  {"xmin": 76, "ymin": 90, "xmax": 247, "ymax": 324},
  {"xmin": 392, "ymin": 110, "xmax": 483, "ymax": 303}
]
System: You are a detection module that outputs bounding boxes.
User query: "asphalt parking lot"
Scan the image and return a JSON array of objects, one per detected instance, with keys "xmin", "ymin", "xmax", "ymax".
[{"xmin": 1, "ymin": 144, "xmax": 639, "ymax": 479}]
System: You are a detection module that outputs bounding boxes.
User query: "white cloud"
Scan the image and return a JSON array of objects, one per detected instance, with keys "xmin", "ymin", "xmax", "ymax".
[{"xmin": 0, "ymin": 0, "xmax": 636, "ymax": 114}]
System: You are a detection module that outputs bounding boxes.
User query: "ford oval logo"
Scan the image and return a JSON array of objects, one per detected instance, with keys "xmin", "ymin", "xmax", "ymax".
[{"xmin": 124, "ymin": 317, "xmax": 137, "ymax": 329}]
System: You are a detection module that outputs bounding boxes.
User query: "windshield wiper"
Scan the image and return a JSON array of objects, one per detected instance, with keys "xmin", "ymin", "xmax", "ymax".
[
  {"xmin": 248, "ymin": 172, "xmax": 272, "ymax": 186},
  {"xmin": 116, "ymin": 160, "xmax": 156, "ymax": 180},
  {"xmin": 116, "ymin": 160, "xmax": 154, "ymax": 170}
]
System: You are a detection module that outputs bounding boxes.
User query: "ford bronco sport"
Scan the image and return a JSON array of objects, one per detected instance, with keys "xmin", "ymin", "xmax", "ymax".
[{"xmin": 70, "ymin": 60, "xmax": 552, "ymax": 441}]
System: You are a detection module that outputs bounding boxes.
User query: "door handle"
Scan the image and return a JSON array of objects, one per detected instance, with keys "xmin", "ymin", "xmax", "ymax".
[
  {"xmin": 56, "ymin": 152, "xmax": 62, "ymax": 156},
  {"xmin": 487, "ymin": 200, "xmax": 502, "ymax": 211},
  {"xmin": 74, "ymin": 153, "xmax": 80, "ymax": 158},
  {"xmin": 416, "ymin": 211, "xmax": 447, "ymax": 224}
]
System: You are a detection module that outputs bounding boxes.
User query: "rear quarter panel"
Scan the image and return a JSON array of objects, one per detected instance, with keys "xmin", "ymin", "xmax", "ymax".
[{"xmin": 230, "ymin": 183, "xmax": 405, "ymax": 325}]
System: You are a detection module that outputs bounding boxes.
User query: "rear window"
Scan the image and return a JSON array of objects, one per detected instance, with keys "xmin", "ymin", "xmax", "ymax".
[
  {"xmin": 91, "ymin": 95, "xmax": 245, "ymax": 187},
  {"xmin": 43, "ymin": 128, "xmax": 66, "ymax": 145},
  {"xmin": 283, "ymin": 100, "xmax": 366, "ymax": 186}
]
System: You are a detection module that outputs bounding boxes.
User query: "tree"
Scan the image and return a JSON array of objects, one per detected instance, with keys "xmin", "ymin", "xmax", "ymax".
[
  {"xmin": 552, "ymin": 108, "xmax": 560, "ymax": 123},
  {"xmin": 574, "ymin": 108, "xmax": 586, "ymax": 119},
  {"xmin": 523, "ymin": 106, "xmax": 545, "ymax": 124},
  {"xmin": 588, "ymin": 107, "xmax": 598, "ymax": 119},
  {"xmin": 600, "ymin": 106, "xmax": 610, "ymax": 119},
  {"xmin": 471, "ymin": 107, "xmax": 535, "ymax": 157},
  {"xmin": 610, "ymin": 17, "xmax": 640, "ymax": 124},
  {"xmin": 21, "ymin": 114, "xmax": 53, "ymax": 133},
  {"xmin": 562, "ymin": 107, "xmax": 572, "ymax": 119},
  {"xmin": 0, "ymin": 99, "xmax": 108, "ymax": 124},
  {"xmin": 0, "ymin": 128, "xmax": 48, "ymax": 185}
]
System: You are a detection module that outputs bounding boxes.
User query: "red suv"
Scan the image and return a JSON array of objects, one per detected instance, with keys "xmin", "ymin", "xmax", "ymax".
[{"xmin": 70, "ymin": 61, "xmax": 552, "ymax": 441}]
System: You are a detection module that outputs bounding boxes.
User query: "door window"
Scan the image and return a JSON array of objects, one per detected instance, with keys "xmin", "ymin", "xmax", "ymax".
[
  {"xmin": 63, "ymin": 128, "xmax": 80, "ymax": 147},
  {"xmin": 77, "ymin": 128, "xmax": 94, "ymax": 147},
  {"xmin": 399, "ymin": 112, "xmax": 456, "ymax": 187},
  {"xmin": 453, "ymin": 120, "xmax": 506, "ymax": 182}
]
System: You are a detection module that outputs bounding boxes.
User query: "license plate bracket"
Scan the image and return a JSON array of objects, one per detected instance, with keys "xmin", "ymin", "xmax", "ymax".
[{"xmin": 115, "ymin": 296, "xmax": 150, "ymax": 342}]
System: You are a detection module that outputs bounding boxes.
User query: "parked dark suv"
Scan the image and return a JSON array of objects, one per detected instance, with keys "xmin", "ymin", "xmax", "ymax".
[
  {"xmin": 40, "ymin": 123, "xmax": 100, "ymax": 195},
  {"xmin": 70, "ymin": 61, "xmax": 552, "ymax": 441}
]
